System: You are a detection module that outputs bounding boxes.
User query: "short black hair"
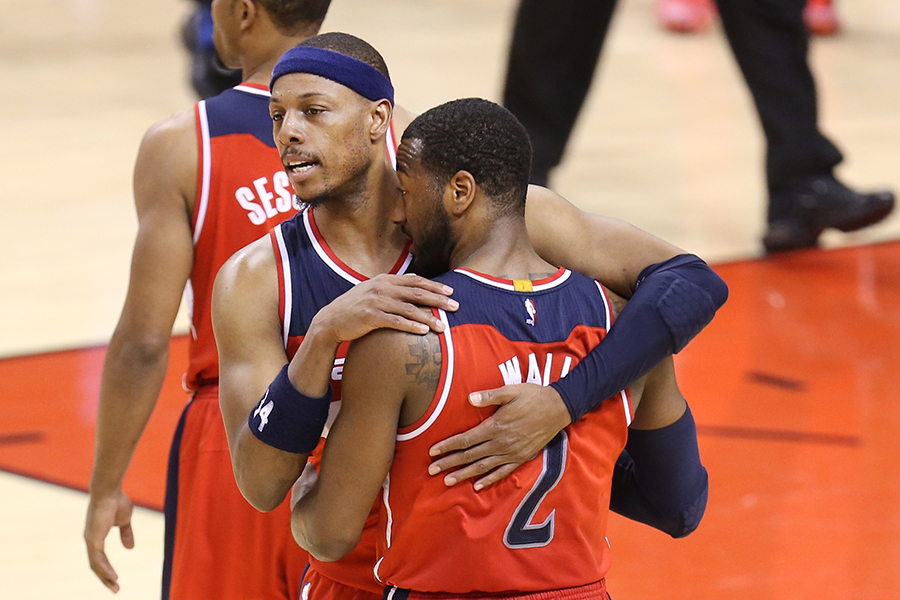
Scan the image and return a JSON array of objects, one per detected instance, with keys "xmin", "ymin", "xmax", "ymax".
[
  {"xmin": 403, "ymin": 98, "xmax": 532, "ymax": 215},
  {"xmin": 298, "ymin": 32, "xmax": 391, "ymax": 81},
  {"xmin": 256, "ymin": 0, "xmax": 331, "ymax": 36}
]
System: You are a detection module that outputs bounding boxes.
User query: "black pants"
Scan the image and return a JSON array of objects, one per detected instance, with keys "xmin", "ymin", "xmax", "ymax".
[{"xmin": 502, "ymin": 0, "xmax": 844, "ymax": 221}]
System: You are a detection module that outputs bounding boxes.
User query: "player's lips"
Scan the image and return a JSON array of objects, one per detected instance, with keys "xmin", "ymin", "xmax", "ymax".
[{"xmin": 283, "ymin": 156, "xmax": 319, "ymax": 180}]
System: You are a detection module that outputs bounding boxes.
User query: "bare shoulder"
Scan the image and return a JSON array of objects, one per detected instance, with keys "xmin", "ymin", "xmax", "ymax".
[
  {"xmin": 134, "ymin": 107, "xmax": 199, "ymax": 213},
  {"xmin": 140, "ymin": 108, "xmax": 197, "ymax": 160},
  {"xmin": 216, "ymin": 234, "xmax": 278, "ymax": 296}
]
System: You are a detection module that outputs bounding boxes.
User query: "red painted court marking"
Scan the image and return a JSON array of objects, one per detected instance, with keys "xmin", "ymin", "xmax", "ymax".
[{"xmin": 0, "ymin": 337, "xmax": 190, "ymax": 510}]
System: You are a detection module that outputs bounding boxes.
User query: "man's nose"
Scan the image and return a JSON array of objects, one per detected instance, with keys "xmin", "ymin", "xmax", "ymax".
[
  {"xmin": 277, "ymin": 111, "xmax": 306, "ymax": 146},
  {"xmin": 389, "ymin": 191, "xmax": 407, "ymax": 226}
]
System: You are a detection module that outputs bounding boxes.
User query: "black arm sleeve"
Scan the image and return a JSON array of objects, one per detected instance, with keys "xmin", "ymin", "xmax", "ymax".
[{"xmin": 608, "ymin": 404, "xmax": 709, "ymax": 538}]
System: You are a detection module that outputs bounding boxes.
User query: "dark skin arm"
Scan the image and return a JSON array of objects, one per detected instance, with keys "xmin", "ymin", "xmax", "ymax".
[
  {"xmin": 290, "ymin": 328, "xmax": 426, "ymax": 561},
  {"xmin": 84, "ymin": 109, "xmax": 196, "ymax": 593}
]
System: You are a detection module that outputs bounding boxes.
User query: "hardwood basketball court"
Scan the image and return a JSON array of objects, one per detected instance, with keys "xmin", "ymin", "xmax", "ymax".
[{"xmin": 1, "ymin": 1, "xmax": 898, "ymax": 599}]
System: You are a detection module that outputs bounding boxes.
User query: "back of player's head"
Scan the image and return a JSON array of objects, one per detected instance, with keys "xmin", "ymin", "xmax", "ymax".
[
  {"xmin": 298, "ymin": 32, "xmax": 391, "ymax": 81},
  {"xmin": 402, "ymin": 98, "xmax": 532, "ymax": 216},
  {"xmin": 256, "ymin": 0, "xmax": 332, "ymax": 36}
]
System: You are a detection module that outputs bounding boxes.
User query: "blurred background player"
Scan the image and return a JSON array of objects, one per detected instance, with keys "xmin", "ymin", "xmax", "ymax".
[
  {"xmin": 180, "ymin": 0, "xmax": 242, "ymax": 98},
  {"xmin": 502, "ymin": 0, "xmax": 894, "ymax": 253},
  {"xmin": 657, "ymin": 0, "xmax": 841, "ymax": 36},
  {"xmin": 290, "ymin": 97, "xmax": 707, "ymax": 598},
  {"xmin": 83, "ymin": 2, "xmax": 334, "ymax": 598}
]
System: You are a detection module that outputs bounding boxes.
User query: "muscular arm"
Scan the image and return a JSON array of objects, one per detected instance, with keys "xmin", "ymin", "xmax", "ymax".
[
  {"xmin": 213, "ymin": 238, "xmax": 312, "ymax": 512},
  {"xmin": 85, "ymin": 110, "xmax": 196, "ymax": 592},
  {"xmin": 525, "ymin": 185, "xmax": 683, "ymax": 297},
  {"xmin": 526, "ymin": 186, "xmax": 727, "ymax": 421},
  {"xmin": 291, "ymin": 328, "xmax": 411, "ymax": 561}
]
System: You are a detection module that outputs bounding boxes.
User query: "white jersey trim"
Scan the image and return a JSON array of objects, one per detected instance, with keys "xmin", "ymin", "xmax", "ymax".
[
  {"xmin": 273, "ymin": 224, "xmax": 293, "ymax": 348},
  {"xmin": 193, "ymin": 101, "xmax": 212, "ymax": 245},
  {"xmin": 455, "ymin": 268, "xmax": 572, "ymax": 292},
  {"xmin": 397, "ymin": 309, "xmax": 454, "ymax": 441},
  {"xmin": 593, "ymin": 280, "xmax": 612, "ymax": 331},
  {"xmin": 386, "ymin": 122, "xmax": 398, "ymax": 168},
  {"xmin": 302, "ymin": 210, "xmax": 363, "ymax": 285},
  {"xmin": 620, "ymin": 389, "xmax": 633, "ymax": 427},
  {"xmin": 592, "ymin": 281, "xmax": 631, "ymax": 424},
  {"xmin": 234, "ymin": 84, "xmax": 271, "ymax": 97},
  {"xmin": 395, "ymin": 250, "xmax": 413, "ymax": 275}
]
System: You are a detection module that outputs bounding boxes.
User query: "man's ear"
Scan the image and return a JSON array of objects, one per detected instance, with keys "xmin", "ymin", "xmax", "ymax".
[
  {"xmin": 239, "ymin": 0, "xmax": 257, "ymax": 31},
  {"xmin": 445, "ymin": 171, "xmax": 476, "ymax": 216},
  {"xmin": 369, "ymin": 100, "xmax": 394, "ymax": 141}
]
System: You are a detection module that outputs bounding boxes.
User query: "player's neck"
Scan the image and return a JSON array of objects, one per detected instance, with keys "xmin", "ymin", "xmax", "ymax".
[
  {"xmin": 312, "ymin": 163, "xmax": 408, "ymax": 278},
  {"xmin": 451, "ymin": 216, "xmax": 555, "ymax": 281},
  {"xmin": 241, "ymin": 33, "xmax": 318, "ymax": 88}
]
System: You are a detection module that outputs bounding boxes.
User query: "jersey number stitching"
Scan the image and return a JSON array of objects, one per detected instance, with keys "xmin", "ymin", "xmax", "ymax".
[{"xmin": 504, "ymin": 431, "xmax": 568, "ymax": 548}]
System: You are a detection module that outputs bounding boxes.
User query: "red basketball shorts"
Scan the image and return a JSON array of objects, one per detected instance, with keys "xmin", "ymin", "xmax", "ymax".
[
  {"xmin": 300, "ymin": 566, "xmax": 382, "ymax": 600},
  {"xmin": 163, "ymin": 385, "xmax": 309, "ymax": 600},
  {"xmin": 383, "ymin": 579, "xmax": 610, "ymax": 600}
]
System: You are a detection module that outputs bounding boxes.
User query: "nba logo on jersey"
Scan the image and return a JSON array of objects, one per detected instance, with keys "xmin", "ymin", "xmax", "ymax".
[{"xmin": 524, "ymin": 298, "xmax": 537, "ymax": 327}]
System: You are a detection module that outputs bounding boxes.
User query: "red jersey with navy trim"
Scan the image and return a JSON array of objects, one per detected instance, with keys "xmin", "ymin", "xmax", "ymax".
[
  {"xmin": 185, "ymin": 83, "xmax": 298, "ymax": 390},
  {"xmin": 377, "ymin": 268, "xmax": 634, "ymax": 594},
  {"xmin": 272, "ymin": 206, "xmax": 412, "ymax": 593}
]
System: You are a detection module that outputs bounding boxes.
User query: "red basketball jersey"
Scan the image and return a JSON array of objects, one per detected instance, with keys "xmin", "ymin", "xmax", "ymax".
[
  {"xmin": 274, "ymin": 205, "xmax": 411, "ymax": 594},
  {"xmin": 184, "ymin": 83, "xmax": 298, "ymax": 390},
  {"xmin": 377, "ymin": 268, "xmax": 634, "ymax": 594}
]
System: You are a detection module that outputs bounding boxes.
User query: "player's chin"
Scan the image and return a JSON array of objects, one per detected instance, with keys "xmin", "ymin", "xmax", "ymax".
[{"xmin": 292, "ymin": 185, "xmax": 331, "ymax": 209}]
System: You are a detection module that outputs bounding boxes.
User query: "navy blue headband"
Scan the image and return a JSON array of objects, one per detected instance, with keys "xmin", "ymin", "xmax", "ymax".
[{"xmin": 270, "ymin": 46, "xmax": 394, "ymax": 105}]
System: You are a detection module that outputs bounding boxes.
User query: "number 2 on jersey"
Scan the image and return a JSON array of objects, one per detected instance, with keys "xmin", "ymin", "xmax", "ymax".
[{"xmin": 504, "ymin": 431, "xmax": 568, "ymax": 548}]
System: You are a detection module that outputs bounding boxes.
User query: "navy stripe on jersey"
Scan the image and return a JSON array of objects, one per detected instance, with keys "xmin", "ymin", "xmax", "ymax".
[
  {"xmin": 433, "ymin": 269, "xmax": 611, "ymax": 344},
  {"xmin": 204, "ymin": 86, "xmax": 276, "ymax": 148}
]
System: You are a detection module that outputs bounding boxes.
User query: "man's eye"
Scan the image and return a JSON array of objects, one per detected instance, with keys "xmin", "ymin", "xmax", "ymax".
[
  {"xmin": 271, "ymin": 113, "xmax": 283, "ymax": 122},
  {"xmin": 306, "ymin": 107, "xmax": 322, "ymax": 116}
]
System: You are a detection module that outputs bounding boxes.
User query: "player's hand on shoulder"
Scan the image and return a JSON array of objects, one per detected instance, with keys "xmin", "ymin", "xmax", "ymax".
[
  {"xmin": 84, "ymin": 488, "xmax": 135, "ymax": 593},
  {"xmin": 427, "ymin": 383, "xmax": 571, "ymax": 490},
  {"xmin": 311, "ymin": 273, "xmax": 459, "ymax": 344}
]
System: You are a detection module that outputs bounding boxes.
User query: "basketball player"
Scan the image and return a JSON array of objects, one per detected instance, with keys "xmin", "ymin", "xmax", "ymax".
[
  {"xmin": 214, "ymin": 33, "xmax": 720, "ymax": 599},
  {"xmin": 290, "ymin": 97, "xmax": 704, "ymax": 598},
  {"xmin": 82, "ymin": 3, "xmax": 451, "ymax": 598}
]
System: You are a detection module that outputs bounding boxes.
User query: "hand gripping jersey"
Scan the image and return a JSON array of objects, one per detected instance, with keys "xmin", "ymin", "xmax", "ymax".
[
  {"xmin": 271, "ymin": 206, "xmax": 412, "ymax": 594},
  {"xmin": 185, "ymin": 82, "xmax": 299, "ymax": 390},
  {"xmin": 377, "ymin": 268, "xmax": 635, "ymax": 594}
]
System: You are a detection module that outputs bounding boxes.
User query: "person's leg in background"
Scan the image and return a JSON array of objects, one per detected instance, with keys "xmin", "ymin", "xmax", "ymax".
[
  {"xmin": 715, "ymin": 0, "xmax": 894, "ymax": 252},
  {"xmin": 502, "ymin": 0, "xmax": 618, "ymax": 187},
  {"xmin": 657, "ymin": 0, "xmax": 842, "ymax": 37}
]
